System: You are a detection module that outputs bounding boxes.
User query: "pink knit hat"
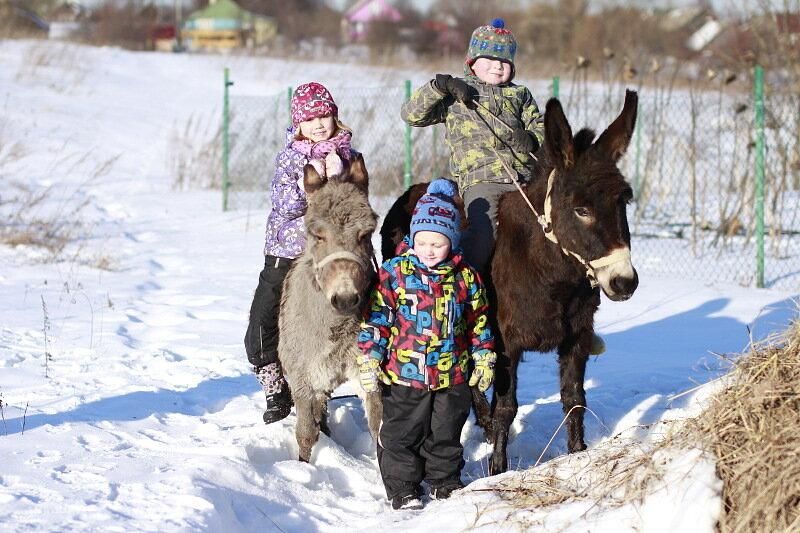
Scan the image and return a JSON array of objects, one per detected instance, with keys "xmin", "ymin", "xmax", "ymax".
[{"xmin": 291, "ymin": 82, "xmax": 338, "ymax": 127}]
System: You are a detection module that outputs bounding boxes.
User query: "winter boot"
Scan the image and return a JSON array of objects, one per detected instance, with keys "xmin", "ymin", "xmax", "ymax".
[
  {"xmin": 429, "ymin": 479, "xmax": 465, "ymax": 500},
  {"xmin": 589, "ymin": 333, "xmax": 606, "ymax": 356},
  {"xmin": 254, "ymin": 363, "xmax": 293, "ymax": 424},
  {"xmin": 391, "ymin": 492, "xmax": 423, "ymax": 510}
]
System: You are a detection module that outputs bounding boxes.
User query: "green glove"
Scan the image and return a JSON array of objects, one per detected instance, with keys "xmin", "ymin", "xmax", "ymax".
[
  {"xmin": 358, "ymin": 357, "xmax": 391, "ymax": 393},
  {"xmin": 469, "ymin": 352, "xmax": 497, "ymax": 392}
]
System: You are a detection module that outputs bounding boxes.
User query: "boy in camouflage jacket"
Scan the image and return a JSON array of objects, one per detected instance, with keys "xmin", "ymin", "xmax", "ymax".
[{"xmin": 401, "ymin": 18, "xmax": 543, "ymax": 274}]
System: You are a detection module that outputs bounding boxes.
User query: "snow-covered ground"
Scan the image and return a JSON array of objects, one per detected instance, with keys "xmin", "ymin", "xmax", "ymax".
[{"xmin": 0, "ymin": 41, "xmax": 798, "ymax": 532}]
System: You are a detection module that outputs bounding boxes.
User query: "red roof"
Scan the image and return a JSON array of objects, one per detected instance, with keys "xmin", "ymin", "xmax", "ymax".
[{"xmin": 152, "ymin": 24, "xmax": 176, "ymax": 40}]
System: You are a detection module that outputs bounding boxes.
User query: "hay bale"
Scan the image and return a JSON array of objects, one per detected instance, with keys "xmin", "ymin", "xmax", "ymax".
[
  {"xmin": 693, "ymin": 319, "xmax": 800, "ymax": 533},
  {"xmin": 468, "ymin": 318, "xmax": 799, "ymax": 532}
]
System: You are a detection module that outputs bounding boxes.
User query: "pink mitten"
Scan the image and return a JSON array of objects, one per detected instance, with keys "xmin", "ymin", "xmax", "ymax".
[
  {"xmin": 309, "ymin": 158, "xmax": 327, "ymax": 178},
  {"xmin": 325, "ymin": 152, "xmax": 343, "ymax": 178}
]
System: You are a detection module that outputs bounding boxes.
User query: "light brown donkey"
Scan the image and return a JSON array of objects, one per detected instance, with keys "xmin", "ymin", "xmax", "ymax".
[{"xmin": 278, "ymin": 154, "xmax": 382, "ymax": 462}]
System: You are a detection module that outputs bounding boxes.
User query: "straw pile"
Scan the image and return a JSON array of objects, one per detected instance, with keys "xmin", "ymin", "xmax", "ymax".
[
  {"xmin": 477, "ymin": 316, "xmax": 800, "ymax": 532},
  {"xmin": 693, "ymin": 318, "xmax": 800, "ymax": 532}
]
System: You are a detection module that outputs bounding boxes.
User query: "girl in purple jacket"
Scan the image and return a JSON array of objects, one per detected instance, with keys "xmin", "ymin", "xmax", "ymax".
[{"xmin": 245, "ymin": 82, "xmax": 356, "ymax": 424}]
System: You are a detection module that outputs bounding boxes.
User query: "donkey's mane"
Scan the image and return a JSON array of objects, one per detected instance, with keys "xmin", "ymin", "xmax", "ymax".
[
  {"xmin": 536, "ymin": 127, "xmax": 633, "ymax": 201},
  {"xmin": 573, "ymin": 128, "xmax": 596, "ymax": 155},
  {"xmin": 306, "ymin": 180, "xmax": 377, "ymax": 231}
]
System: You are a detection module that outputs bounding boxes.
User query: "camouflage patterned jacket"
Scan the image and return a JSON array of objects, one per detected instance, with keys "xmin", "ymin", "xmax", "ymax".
[{"xmin": 400, "ymin": 75, "xmax": 544, "ymax": 190}]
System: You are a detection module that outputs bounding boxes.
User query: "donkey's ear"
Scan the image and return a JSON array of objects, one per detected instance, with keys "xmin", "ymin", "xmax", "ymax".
[
  {"xmin": 594, "ymin": 89, "xmax": 638, "ymax": 162},
  {"xmin": 348, "ymin": 153, "xmax": 369, "ymax": 194},
  {"xmin": 304, "ymin": 163, "xmax": 326, "ymax": 195},
  {"xmin": 544, "ymin": 97, "xmax": 575, "ymax": 171}
]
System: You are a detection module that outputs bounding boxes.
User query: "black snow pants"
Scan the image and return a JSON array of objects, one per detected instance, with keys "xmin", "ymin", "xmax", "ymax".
[
  {"xmin": 377, "ymin": 382, "xmax": 472, "ymax": 500},
  {"xmin": 244, "ymin": 255, "xmax": 294, "ymax": 368},
  {"xmin": 460, "ymin": 182, "xmax": 517, "ymax": 275}
]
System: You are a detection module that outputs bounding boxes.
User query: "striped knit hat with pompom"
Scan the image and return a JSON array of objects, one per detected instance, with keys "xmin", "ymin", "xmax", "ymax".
[
  {"xmin": 464, "ymin": 18, "xmax": 518, "ymax": 78},
  {"xmin": 410, "ymin": 178, "xmax": 462, "ymax": 249}
]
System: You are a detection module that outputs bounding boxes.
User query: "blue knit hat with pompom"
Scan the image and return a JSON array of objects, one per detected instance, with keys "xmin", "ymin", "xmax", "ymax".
[
  {"xmin": 464, "ymin": 18, "xmax": 517, "ymax": 79},
  {"xmin": 410, "ymin": 178, "xmax": 461, "ymax": 249}
]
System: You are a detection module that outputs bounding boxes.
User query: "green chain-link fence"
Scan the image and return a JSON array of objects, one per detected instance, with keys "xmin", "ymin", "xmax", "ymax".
[
  {"xmin": 222, "ymin": 76, "xmax": 448, "ymax": 212},
  {"xmin": 551, "ymin": 70, "xmax": 798, "ymax": 289},
  {"xmin": 222, "ymin": 69, "xmax": 799, "ymax": 290}
]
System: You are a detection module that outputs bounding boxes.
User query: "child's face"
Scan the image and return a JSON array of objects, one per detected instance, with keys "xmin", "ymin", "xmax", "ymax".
[
  {"xmin": 471, "ymin": 58, "xmax": 513, "ymax": 85},
  {"xmin": 413, "ymin": 231, "xmax": 451, "ymax": 268},
  {"xmin": 298, "ymin": 115, "xmax": 336, "ymax": 142}
]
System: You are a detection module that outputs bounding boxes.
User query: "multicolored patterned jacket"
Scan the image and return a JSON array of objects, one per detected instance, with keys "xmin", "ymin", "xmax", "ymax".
[
  {"xmin": 400, "ymin": 75, "xmax": 544, "ymax": 191},
  {"xmin": 264, "ymin": 129, "xmax": 357, "ymax": 259},
  {"xmin": 357, "ymin": 237, "xmax": 496, "ymax": 390}
]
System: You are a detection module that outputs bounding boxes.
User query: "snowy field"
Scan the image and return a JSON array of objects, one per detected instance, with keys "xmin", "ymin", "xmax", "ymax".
[{"xmin": 0, "ymin": 41, "xmax": 798, "ymax": 532}]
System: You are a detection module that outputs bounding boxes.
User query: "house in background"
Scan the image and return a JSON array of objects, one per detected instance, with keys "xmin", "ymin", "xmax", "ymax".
[
  {"xmin": 48, "ymin": 1, "xmax": 91, "ymax": 40},
  {"xmin": 418, "ymin": 16, "xmax": 460, "ymax": 56},
  {"xmin": 341, "ymin": 0, "xmax": 403, "ymax": 43},
  {"xmin": 182, "ymin": 0, "xmax": 276, "ymax": 51}
]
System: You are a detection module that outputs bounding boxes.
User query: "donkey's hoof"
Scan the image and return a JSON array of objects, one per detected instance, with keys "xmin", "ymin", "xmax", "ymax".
[
  {"xmin": 298, "ymin": 455, "xmax": 310, "ymax": 463},
  {"xmin": 568, "ymin": 441, "xmax": 587, "ymax": 454},
  {"xmin": 489, "ymin": 457, "xmax": 507, "ymax": 476}
]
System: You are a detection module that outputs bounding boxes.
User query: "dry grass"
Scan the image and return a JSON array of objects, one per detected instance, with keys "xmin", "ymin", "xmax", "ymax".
[
  {"xmin": 691, "ymin": 317, "xmax": 800, "ymax": 533},
  {"xmin": 0, "ymin": 180, "xmax": 89, "ymax": 255},
  {"xmin": 0, "ymin": 154, "xmax": 120, "ymax": 263},
  {"xmin": 480, "ymin": 430, "xmax": 677, "ymax": 521},
  {"xmin": 15, "ymin": 42, "xmax": 89, "ymax": 94},
  {"xmin": 168, "ymin": 113, "xmax": 222, "ymax": 190},
  {"xmin": 471, "ymin": 314, "xmax": 800, "ymax": 531}
]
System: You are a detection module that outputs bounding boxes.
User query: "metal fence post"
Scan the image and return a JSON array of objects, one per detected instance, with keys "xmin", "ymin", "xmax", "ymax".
[
  {"xmin": 754, "ymin": 65, "xmax": 766, "ymax": 288},
  {"xmin": 222, "ymin": 67, "xmax": 233, "ymax": 212},
  {"xmin": 404, "ymin": 79, "xmax": 413, "ymax": 189},
  {"xmin": 551, "ymin": 75, "xmax": 560, "ymax": 99}
]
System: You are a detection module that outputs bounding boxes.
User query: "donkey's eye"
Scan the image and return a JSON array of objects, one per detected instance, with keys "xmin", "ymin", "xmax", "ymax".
[
  {"xmin": 308, "ymin": 229, "xmax": 325, "ymax": 241},
  {"xmin": 574, "ymin": 207, "xmax": 591, "ymax": 218}
]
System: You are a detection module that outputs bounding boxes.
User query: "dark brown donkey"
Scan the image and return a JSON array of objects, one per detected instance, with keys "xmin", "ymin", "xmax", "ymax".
[{"xmin": 380, "ymin": 91, "xmax": 640, "ymax": 474}]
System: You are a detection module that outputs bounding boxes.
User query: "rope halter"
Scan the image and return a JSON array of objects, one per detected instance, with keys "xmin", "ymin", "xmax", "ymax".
[
  {"xmin": 313, "ymin": 250, "xmax": 376, "ymax": 288},
  {"xmin": 496, "ymin": 156, "xmax": 631, "ymax": 289}
]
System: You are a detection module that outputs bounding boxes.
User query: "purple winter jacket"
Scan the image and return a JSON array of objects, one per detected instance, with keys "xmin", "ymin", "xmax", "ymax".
[{"xmin": 263, "ymin": 129, "xmax": 357, "ymax": 259}]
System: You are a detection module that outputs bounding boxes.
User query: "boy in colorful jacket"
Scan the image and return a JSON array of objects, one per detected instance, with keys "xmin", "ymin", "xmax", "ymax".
[{"xmin": 357, "ymin": 179, "xmax": 497, "ymax": 510}]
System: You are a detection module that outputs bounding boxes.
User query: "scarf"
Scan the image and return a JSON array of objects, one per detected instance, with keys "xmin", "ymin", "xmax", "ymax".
[{"xmin": 291, "ymin": 129, "xmax": 352, "ymax": 162}]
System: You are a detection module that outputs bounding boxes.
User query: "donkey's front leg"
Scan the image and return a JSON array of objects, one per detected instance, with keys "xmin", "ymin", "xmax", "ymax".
[
  {"xmin": 295, "ymin": 391, "xmax": 321, "ymax": 463},
  {"xmin": 558, "ymin": 330, "xmax": 592, "ymax": 453},
  {"xmin": 317, "ymin": 394, "xmax": 331, "ymax": 437},
  {"xmin": 471, "ymin": 386, "xmax": 492, "ymax": 438},
  {"xmin": 361, "ymin": 389, "xmax": 383, "ymax": 440},
  {"xmin": 489, "ymin": 348, "xmax": 521, "ymax": 475}
]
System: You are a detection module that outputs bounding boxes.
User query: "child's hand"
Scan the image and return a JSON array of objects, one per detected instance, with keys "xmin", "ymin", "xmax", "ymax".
[
  {"xmin": 325, "ymin": 152, "xmax": 343, "ymax": 178},
  {"xmin": 358, "ymin": 357, "xmax": 391, "ymax": 393},
  {"xmin": 434, "ymin": 74, "xmax": 477, "ymax": 107},
  {"xmin": 308, "ymin": 158, "xmax": 327, "ymax": 179},
  {"xmin": 469, "ymin": 352, "xmax": 496, "ymax": 392},
  {"xmin": 510, "ymin": 128, "xmax": 539, "ymax": 155}
]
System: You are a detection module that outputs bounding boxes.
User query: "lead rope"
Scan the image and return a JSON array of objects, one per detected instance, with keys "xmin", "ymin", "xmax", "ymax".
[
  {"xmin": 489, "ymin": 147, "xmax": 600, "ymax": 287},
  {"xmin": 469, "ymin": 104, "xmax": 602, "ymax": 287},
  {"xmin": 471, "ymin": 103, "xmax": 635, "ymax": 287}
]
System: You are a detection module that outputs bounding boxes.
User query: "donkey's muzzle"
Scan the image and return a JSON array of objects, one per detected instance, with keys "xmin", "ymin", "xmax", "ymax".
[
  {"xmin": 607, "ymin": 268, "xmax": 638, "ymax": 301},
  {"xmin": 331, "ymin": 291, "xmax": 361, "ymax": 313}
]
